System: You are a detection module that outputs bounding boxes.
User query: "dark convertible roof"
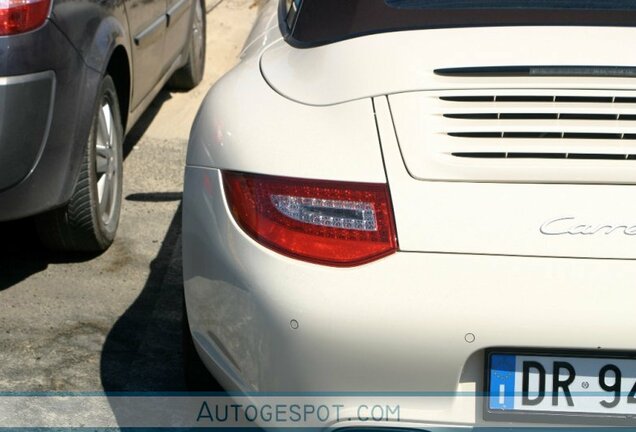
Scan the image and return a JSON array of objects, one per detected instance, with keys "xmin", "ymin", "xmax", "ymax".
[{"xmin": 284, "ymin": 0, "xmax": 636, "ymax": 47}]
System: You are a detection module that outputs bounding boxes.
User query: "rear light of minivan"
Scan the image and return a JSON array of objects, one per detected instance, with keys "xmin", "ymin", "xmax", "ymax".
[
  {"xmin": 0, "ymin": 0, "xmax": 50, "ymax": 36},
  {"xmin": 223, "ymin": 171, "xmax": 398, "ymax": 267}
]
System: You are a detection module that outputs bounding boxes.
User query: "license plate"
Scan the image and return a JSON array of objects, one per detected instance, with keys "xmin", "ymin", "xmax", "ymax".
[{"xmin": 487, "ymin": 352, "xmax": 636, "ymax": 416}]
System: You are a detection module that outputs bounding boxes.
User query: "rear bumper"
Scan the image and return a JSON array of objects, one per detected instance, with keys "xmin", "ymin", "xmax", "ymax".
[{"xmin": 183, "ymin": 166, "xmax": 636, "ymax": 428}]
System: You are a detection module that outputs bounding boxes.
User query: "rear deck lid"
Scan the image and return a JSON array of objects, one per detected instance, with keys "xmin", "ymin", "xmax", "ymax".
[{"xmin": 262, "ymin": 25, "xmax": 636, "ymax": 259}]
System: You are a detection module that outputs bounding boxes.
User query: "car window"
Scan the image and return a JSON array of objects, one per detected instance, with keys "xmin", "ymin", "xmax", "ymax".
[{"xmin": 285, "ymin": 0, "xmax": 636, "ymax": 47}]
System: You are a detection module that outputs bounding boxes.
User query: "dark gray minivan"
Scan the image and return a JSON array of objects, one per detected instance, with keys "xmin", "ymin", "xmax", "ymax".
[{"xmin": 0, "ymin": 0, "xmax": 205, "ymax": 251}]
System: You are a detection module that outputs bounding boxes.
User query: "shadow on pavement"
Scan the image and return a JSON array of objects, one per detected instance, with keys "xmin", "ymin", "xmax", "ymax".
[
  {"xmin": 0, "ymin": 219, "xmax": 48, "ymax": 290},
  {"xmin": 101, "ymin": 201, "xmax": 222, "ymax": 393},
  {"xmin": 101, "ymin": 203, "xmax": 187, "ymax": 391},
  {"xmin": 0, "ymin": 219, "xmax": 98, "ymax": 291},
  {"xmin": 126, "ymin": 192, "xmax": 183, "ymax": 202}
]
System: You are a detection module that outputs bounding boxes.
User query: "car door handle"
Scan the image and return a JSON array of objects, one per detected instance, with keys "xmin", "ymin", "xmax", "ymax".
[
  {"xmin": 167, "ymin": 0, "xmax": 190, "ymax": 27},
  {"xmin": 134, "ymin": 15, "xmax": 167, "ymax": 48}
]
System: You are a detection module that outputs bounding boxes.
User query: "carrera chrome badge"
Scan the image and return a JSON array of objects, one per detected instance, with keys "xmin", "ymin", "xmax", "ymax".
[{"xmin": 540, "ymin": 217, "xmax": 636, "ymax": 236}]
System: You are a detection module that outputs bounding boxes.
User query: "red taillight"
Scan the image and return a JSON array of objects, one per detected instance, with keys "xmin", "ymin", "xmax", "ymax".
[
  {"xmin": 0, "ymin": 0, "xmax": 50, "ymax": 36},
  {"xmin": 223, "ymin": 171, "xmax": 398, "ymax": 267}
]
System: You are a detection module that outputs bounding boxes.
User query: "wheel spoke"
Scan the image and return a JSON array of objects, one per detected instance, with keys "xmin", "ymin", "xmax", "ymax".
[
  {"xmin": 96, "ymin": 101, "xmax": 115, "ymax": 178},
  {"xmin": 101, "ymin": 103, "xmax": 113, "ymax": 142},
  {"xmin": 95, "ymin": 145, "xmax": 111, "ymax": 175},
  {"xmin": 97, "ymin": 109, "xmax": 110, "ymax": 148},
  {"xmin": 99, "ymin": 172, "xmax": 111, "ymax": 215}
]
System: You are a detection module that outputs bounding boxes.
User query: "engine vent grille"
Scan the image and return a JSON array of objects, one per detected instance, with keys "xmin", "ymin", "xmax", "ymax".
[
  {"xmin": 440, "ymin": 92, "xmax": 636, "ymax": 161},
  {"xmin": 388, "ymin": 88, "xmax": 636, "ymax": 183}
]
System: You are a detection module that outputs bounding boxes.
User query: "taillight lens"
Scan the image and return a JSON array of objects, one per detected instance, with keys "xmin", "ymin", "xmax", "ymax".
[
  {"xmin": 0, "ymin": 0, "xmax": 50, "ymax": 36},
  {"xmin": 223, "ymin": 171, "xmax": 398, "ymax": 267}
]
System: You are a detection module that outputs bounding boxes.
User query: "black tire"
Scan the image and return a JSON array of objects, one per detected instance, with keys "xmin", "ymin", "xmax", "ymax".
[
  {"xmin": 169, "ymin": 0, "xmax": 206, "ymax": 90},
  {"xmin": 182, "ymin": 298, "xmax": 222, "ymax": 391},
  {"xmin": 35, "ymin": 75, "xmax": 124, "ymax": 253}
]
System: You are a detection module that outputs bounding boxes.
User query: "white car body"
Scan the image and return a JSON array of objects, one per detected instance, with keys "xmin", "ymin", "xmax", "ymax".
[{"xmin": 183, "ymin": 0, "xmax": 636, "ymax": 429}]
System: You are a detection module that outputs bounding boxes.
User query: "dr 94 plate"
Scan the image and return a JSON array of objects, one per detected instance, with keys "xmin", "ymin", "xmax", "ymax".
[{"xmin": 488, "ymin": 352, "xmax": 636, "ymax": 417}]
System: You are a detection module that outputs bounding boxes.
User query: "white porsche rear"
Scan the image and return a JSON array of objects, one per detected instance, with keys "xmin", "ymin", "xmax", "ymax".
[{"xmin": 183, "ymin": 0, "xmax": 636, "ymax": 428}]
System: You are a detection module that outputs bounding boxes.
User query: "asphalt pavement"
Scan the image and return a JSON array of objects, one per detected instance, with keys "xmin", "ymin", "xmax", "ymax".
[{"xmin": 0, "ymin": 0, "xmax": 260, "ymax": 392}]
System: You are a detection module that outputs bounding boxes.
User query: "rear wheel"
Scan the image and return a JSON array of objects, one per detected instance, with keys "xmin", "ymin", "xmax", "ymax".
[
  {"xmin": 169, "ymin": 0, "xmax": 206, "ymax": 90},
  {"xmin": 36, "ymin": 75, "xmax": 123, "ymax": 253}
]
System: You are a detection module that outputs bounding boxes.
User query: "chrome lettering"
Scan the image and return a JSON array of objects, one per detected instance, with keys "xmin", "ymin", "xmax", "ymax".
[{"xmin": 540, "ymin": 217, "xmax": 636, "ymax": 236}]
